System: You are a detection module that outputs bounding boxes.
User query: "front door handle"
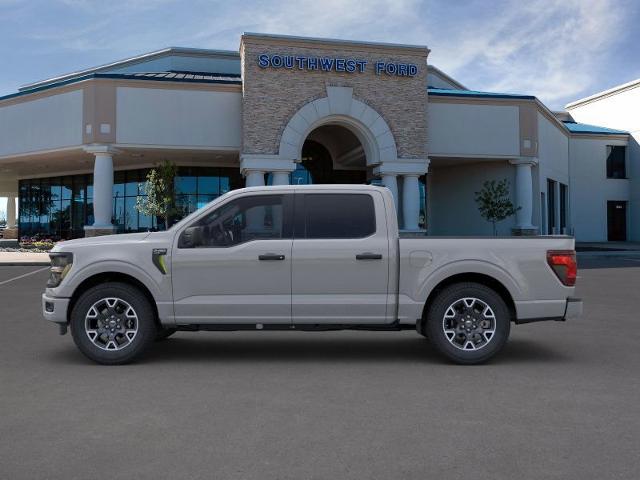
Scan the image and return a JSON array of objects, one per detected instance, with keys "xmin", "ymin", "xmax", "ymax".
[
  {"xmin": 356, "ymin": 253, "xmax": 383, "ymax": 260},
  {"xmin": 259, "ymin": 254, "xmax": 285, "ymax": 261}
]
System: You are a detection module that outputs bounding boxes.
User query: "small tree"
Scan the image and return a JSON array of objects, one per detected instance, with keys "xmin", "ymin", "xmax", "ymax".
[
  {"xmin": 474, "ymin": 179, "xmax": 520, "ymax": 236},
  {"xmin": 136, "ymin": 160, "xmax": 178, "ymax": 229}
]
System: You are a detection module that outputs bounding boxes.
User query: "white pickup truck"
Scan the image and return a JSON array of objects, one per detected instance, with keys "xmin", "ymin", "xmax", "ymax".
[{"xmin": 42, "ymin": 185, "xmax": 582, "ymax": 365}]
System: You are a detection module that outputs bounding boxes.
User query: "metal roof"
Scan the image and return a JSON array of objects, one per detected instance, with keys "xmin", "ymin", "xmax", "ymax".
[
  {"xmin": 19, "ymin": 47, "xmax": 240, "ymax": 92},
  {"xmin": 562, "ymin": 121, "xmax": 628, "ymax": 135},
  {"xmin": 121, "ymin": 71, "xmax": 241, "ymax": 82},
  {"xmin": 427, "ymin": 87, "xmax": 535, "ymax": 100},
  {"xmin": 0, "ymin": 71, "xmax": 241, "ymax": 103}
]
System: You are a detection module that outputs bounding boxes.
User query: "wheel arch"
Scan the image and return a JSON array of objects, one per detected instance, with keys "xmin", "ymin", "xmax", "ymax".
[
  {"xmin": 67, "ymin": 272, "xmax": 160, "ymax": 329},
  {"xmin": 419, "ymin": 273, "xmax": 517, "ymax": 331}
]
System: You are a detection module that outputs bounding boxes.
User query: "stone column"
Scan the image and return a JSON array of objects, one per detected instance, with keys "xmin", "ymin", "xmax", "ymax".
[
  {"xmin": 2, "ymin": 195, "xmax": 18, "ymax": 240},
  {"xmin": 381, "ymin": 174, "xmax": 399, "ymax": 213},
  {"xmin": 244, "ymin": 170, "xmax": 265, "ymax": 187},
  {"xmin": 402, "ymin": 174, "xmax": 421, "ymax": 231},
  {"xmin": 373, "ymin": 159, "xmax": 428, "ymax": 231},
  {"xmin": 84, "ymin": 145, "xmax": 117, "ymax": 237},
  {"xmin": 271, "ymin": 171, "xmax": 290, "ymax": 186},
  {"xmin": 6, "ymin": 196, "xmax": 16, "ymax": 229},
  {"xmin": 509, "ymin": 158, "xmax": 538, "ymax": 235}
]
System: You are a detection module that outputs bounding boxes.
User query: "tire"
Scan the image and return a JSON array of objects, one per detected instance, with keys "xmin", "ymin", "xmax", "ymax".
[
  {"xmin": 155, "ymin": 327, "xmax": 177, "ymax": 341},
  {"xmin": 424, "ymin": 282, "xmax": 511, "ymax": 365},
  {"xmin": 69, "ymin": 282, "xmax": 156, "ymax": 365}
]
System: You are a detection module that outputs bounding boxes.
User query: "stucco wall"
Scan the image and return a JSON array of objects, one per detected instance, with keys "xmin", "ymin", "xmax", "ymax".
[
  {"xmin": 568, "ymin": 86, "xmax": 640, "ymax": 241},
  {"xmin": 569, "ymin": 136, "xmax": 630, "ymax": 241},
  {"xmin": 0, "ymin": 90, "xmax": 83, "ymax": 157},
  {"xmin": 116, "ymin": 87, "xmax": 242, "ymax": 148},
  {"xmin": 427, "ymin": 102, "xmax": 520, "ymax": 157},
  {"xmin": 429, "ymin": 161, "xmax": 517, "ymax": 236},
  {"xmin": 536, "ymin": 112, "xmax": 570, "ymax": 232},
  {"xmin": 240, "ymin": 36, "xmax": 428, "ymax": 159}
]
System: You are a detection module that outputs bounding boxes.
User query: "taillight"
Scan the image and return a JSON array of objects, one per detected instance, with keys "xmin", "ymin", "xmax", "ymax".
[{"xmin": 547, "ymin": 250, "xmax": 577, "ymax": 286}]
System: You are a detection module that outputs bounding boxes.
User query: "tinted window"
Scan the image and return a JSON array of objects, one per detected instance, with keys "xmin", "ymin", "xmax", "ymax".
[
  {"xmin": 303, "ymin": 194, "xmax": 376, "ymax": 239},
  {"xmin": 606, "ymin": 146, "xmax": 626, "ymax": 179},
  {"xmin": 179, "ymin": 195, "xmax": 288, "ymax": 248}
]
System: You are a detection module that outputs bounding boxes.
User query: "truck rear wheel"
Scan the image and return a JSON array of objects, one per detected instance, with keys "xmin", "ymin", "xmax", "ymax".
[
  {"xmin": 425, "ymin": 282, "xmax": 510, "ymax": 364},
  {"xmin": 69, "ymin": 282, "xmax": 156, "ymax": 365}
]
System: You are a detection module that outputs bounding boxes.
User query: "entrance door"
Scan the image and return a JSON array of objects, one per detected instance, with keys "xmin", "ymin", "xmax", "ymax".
[
  {"xmin": 291, "ymin": 191, "xmax": 391, "ymax": 324},
  {"xmin": 607, "ymin": 201, "xmax": 627, "ymax": 241},
  {"xmin": 171, "ymin": 193, "xmax": 293, "ymax": 324}
]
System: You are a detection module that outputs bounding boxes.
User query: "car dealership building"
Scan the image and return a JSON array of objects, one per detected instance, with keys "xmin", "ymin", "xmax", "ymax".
[{"xmin": 0, "ymin": 33, "xmax": 636, "ymax": 241}]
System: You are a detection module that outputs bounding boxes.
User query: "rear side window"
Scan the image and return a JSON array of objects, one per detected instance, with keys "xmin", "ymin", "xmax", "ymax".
[{"xmin": 302, "ymin": 193, "xmax": 376, "ymax": 239}]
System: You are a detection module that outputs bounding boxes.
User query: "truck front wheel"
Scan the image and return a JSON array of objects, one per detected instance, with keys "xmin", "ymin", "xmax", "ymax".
[
  {"xmin": 425, "ymin": 282, "xmax": 510, "ymax": 364},
  {"xmin": 69, "ymin": 282, "xmax": 156, "ymax": 365}
]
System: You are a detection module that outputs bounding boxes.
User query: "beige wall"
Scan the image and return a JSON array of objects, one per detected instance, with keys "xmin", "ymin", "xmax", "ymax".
[
  {"xmin": 240, "ymin": 35, "xmax": 429, "ymax": 159},
  {"xmin": 427, "ymin": 102, "xmax": 520, "ymax": 157},
  {"xmin": 116, "ymin": 86, "xmax": 242, "ymax": 148},
  {"xmin": 0, "ymin": 90, "xmax": 83, "ymax": 157}
]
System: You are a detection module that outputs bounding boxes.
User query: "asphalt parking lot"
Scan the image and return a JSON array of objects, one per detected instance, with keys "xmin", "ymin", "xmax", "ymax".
[{"xmin": 1, "ymin": 257, "xmax": 639, "ymax": 480}]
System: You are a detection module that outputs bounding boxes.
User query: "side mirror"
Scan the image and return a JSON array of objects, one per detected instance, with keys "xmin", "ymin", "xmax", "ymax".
[{"xmin": 178, "ymin": 226, "xmax": 201, "ymax": 248}]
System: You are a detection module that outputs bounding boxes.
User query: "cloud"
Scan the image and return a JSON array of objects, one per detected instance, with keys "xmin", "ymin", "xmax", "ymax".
[{"xmin": 425, "ymin": 0, "xmax": 633, "ymax": 108}]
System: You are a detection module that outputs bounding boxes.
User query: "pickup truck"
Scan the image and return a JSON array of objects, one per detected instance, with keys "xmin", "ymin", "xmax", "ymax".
[{"xmin": 42, "ymin": 184, "xmax": 582, "ymax": 365}]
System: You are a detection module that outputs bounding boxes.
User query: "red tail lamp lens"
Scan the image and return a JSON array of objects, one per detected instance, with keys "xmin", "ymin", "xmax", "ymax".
[{"xmin": 547, "ymin": 250, "xmax": 577, "ymax": 286}]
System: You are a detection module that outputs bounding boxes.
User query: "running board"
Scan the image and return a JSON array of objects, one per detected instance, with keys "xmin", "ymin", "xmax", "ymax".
[{"xmin": 175, "ymin": 322, "xmax": 415, "ymax": 332}]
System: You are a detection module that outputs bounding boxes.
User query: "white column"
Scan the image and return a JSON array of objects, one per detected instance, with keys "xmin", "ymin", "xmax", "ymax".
[
  {"xmin": 510, "ymin": 158, "xmax": 537, "ymax": 230},
  {"xmin": 402, "ymin": 174, "xmax": 420, "ymax": 231},
  {"xmin": 271, "ymin": 171, "xmax": 290, "ymax": 186},
  {"xmin": 84, "ymin": 146, "xmax": 118, "ymax": 235},
  {"xmin": 381, "ymin": 174, "xmax": 399, "ymax": 213},
  {"xmin": 92, "ymin": 152, "xmax": 114, "ymax": 227},
  {"xmin": 245, "ymin": 170, "xmax": 265, "ymax": 187},
  {"xmin": 6, "ymin": 196, "xmax": 16, "ymax": 229}
]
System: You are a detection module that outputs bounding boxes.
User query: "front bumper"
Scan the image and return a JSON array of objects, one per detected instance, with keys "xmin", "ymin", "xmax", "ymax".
[
  {"xmin": 42, "ymin": 293, "xmax": 70, "ymax": 325},
  {"xmin": 564, "ymin": 297, "xmax": 583, "ymax": 319}
]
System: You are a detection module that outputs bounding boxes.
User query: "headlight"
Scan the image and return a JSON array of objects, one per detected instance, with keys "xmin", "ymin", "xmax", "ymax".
[{"xmin": 47, "ymin": 252, "xmax": 73, "ymax": 288}]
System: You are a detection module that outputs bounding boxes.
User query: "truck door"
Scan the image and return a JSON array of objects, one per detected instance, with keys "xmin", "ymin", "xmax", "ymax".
[
  {"xmin": 291, "ymin": 190, "xmax": 391, "ymax": 324},
  {"xmin": 171, "ymin": 192, "xmax": 293, "ymax": 324}
]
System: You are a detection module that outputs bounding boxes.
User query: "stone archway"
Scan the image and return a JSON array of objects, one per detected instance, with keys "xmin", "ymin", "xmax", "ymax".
[{"xmin": 278, "ymin": 86, "xmax": 398, "ymax": 166}]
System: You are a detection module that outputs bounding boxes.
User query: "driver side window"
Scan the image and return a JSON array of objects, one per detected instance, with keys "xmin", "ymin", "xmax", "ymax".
[{"xmin": 178, "ymin": 194, "xmax": 287, "ymax": 248}]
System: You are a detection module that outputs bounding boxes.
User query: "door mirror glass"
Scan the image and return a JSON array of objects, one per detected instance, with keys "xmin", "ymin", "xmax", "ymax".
[{"xmin": 178, "ymin": 226, "xmax": 201, "ymax": 248}]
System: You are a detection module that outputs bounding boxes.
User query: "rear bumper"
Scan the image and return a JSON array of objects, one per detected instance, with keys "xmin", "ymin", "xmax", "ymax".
[
  {"xmin": 515, "ymin": 297, "xmax": 582, "ymax": 324},
  {"xmin": 564, "ymin": 297, "xmax": 583, "ymax": 319},
  {"xmin": 42, "ymin": 293, "xmax": 70, "ymax": 325}
]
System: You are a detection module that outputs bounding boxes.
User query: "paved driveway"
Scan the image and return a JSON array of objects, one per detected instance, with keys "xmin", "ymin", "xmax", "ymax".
[{"xmin": 1, "ymin": 258, "xmax": 639, "ymax": 479}]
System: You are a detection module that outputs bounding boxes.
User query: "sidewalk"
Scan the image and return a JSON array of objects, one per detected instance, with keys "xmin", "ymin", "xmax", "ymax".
[{"xmin": 0, "ymin": 252, "xmax": 50, "ymax": 266}]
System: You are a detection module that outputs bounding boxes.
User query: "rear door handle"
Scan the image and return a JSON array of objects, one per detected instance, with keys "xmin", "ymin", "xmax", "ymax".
[
  {"xmin": 258, "ymin": 254, "xmax": 285, "ymax": 261},
  {"xmin": 356, "ymin": 253, "xmax": 383, "ymax": 260}
]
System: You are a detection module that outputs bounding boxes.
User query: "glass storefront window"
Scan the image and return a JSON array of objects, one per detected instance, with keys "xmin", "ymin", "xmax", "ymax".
[
  {"xmin": 175, "ymin": 176, "xmax": 197, "ymax": 195},
  {"xmin": 19, "ymin": 166, "xmax": 242, "ymax": 239}
]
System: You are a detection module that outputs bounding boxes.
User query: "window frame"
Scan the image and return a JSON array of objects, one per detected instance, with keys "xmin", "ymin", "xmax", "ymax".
[
  {"xmin": 177, "ymin": 193, "xmax": 293, "ymax": 249},
  {"xmin": 294, "ymin": 192, "xmax": 378, "ymax": 240},
  {"xmin": 606, "ymin": 145, "xmax": 627, "ymax": 179}
]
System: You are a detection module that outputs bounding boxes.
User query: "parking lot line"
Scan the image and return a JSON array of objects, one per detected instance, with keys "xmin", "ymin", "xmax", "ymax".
[{"xmin": 0, "ymin": 266, "xmax": 49, "ymax": 287}]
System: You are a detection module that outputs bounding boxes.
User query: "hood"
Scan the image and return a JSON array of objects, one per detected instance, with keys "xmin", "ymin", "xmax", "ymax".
[{"xmin": 52, "ymin": 232, "xmax": 151, "ymax": 251}]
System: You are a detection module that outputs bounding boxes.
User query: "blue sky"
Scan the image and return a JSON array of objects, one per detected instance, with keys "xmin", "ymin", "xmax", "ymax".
[{"xmin": 1, "ymin": 0, "xmax": 639, "ymax": 108}]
